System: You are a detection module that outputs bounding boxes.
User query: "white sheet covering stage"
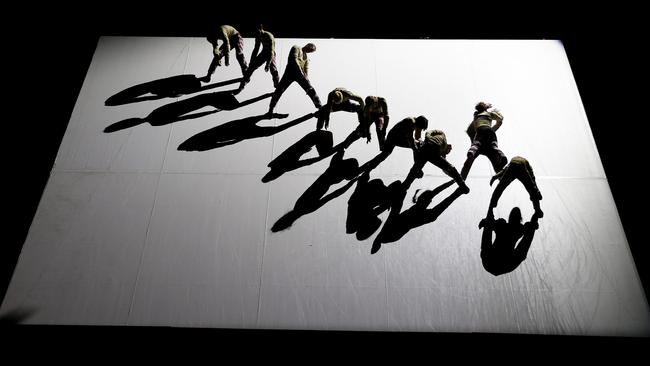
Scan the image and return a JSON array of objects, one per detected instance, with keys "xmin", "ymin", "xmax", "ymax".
[{"xmin": 2, "ymin": 37, "xmax": 648, "ymax": 336}]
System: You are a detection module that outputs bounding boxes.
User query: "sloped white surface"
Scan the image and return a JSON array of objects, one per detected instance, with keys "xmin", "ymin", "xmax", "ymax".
[{"xmin": 2, "ymin": 37, "xmax": 648, "ymax": 336}]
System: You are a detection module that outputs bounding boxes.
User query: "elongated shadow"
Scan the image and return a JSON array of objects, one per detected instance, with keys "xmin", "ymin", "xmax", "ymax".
[
  {"xmin": 262, "ymin": 130, "xmax": 360, "ymax": 183},
  {"xmin": 478, "ymin": 209, "xmax": 542, "ymax": 276},
  {"xmin": 346, "ymin": 170, "xmax": 400, "ymax": 241},
  {"xmin": 371, "ymin": 179, "xmax": 463, "ymax": 254},
  {"xmin": 357, "ymin": 145, "xmax": 394, "ymax": 176},
  {"xmin": 178, "ymin": 111, "xmax": 315, "ymax": 151},
  {"xmin": 263, "ymin": 130, "xmax": 333, "ymax": 182},
  {"xmin": 104, "ymin": 92, "xmax": 272, "ymax": 133},
  {"xmin": 105, "ymin": 75, "xmax": 242, "ymax": 106},
  {"xmin": 272, "ymin": 151, "xmax": 359, "ymax": 232}
]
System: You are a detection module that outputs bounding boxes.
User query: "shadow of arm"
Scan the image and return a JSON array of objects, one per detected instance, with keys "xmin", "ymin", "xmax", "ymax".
[{"xmin": 104, "ymin": 118, "xmax": 144, "ymax": 133}]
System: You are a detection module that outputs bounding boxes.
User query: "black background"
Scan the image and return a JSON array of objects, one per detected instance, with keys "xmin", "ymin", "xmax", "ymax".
[{"xmin": 3, "ymin": 2, "xmax": 647, "ymax": 356}]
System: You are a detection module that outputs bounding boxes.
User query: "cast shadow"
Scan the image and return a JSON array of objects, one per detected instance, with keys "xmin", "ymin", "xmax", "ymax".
[
  {"xmin": 105, "ymin": 74, "xmax": 241, "ymax": 106},
  {"xmin": 346, "ymin": 170, "xmax": 401, "ymax": 241},
  {"xmin": 104, "ymin": 91, "xmax": 272, "ymax": 133},
  {"xmin": 478, "ymin": 208, "xmax": 542, "ymax": 276},
  {"xmin": 358, "ymin": 149, "xmax": 390, "ymax": 174},
  {"xmin": 271, "ymin": 150, "xmax": 359, "ymax": 232},
  {"xmin": 178, "ymin": 111, "xmax": 316, "ymax": 151},
  {"xmin": 371, "ymin": 178, "xmax": 463, "ymax": 254},
  {"xmin": 262, "ymin": 130, "xmax": 360, "ymax": 183},
  {"xmin": 0, "ymin": 307, "xmax": 36, "ymax": 325}
]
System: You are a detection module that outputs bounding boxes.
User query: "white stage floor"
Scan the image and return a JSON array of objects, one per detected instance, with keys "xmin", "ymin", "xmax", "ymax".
[{"xmin": 1, "ymin": 36, "xmax": 648, "ymax": 335}]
